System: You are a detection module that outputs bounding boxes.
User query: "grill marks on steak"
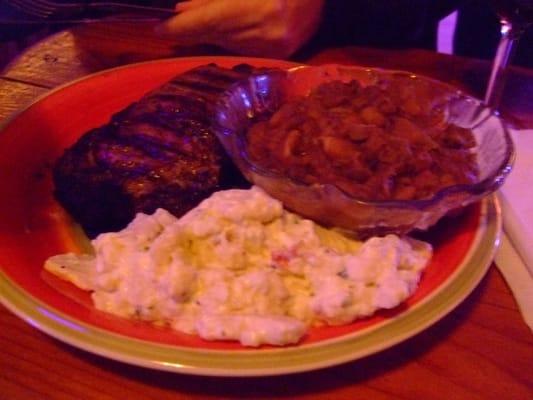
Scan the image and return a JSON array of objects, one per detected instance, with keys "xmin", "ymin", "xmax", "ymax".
[{"xmin": 53, "ymin": 64, "xmax": 254, "ymax": 237}]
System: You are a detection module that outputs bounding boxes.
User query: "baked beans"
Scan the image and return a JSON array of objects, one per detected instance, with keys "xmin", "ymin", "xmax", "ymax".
[{"xmin": 246, "ymin": 79, "xmax": 478, "ymax": 201}]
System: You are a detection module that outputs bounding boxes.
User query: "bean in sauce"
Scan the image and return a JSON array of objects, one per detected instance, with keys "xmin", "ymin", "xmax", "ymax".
[{"xmin": 246, "ymin": 79, "xmax": 478, "ymax": 201}]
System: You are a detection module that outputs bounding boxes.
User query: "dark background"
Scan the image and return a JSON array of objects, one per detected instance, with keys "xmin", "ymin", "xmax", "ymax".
[{"xmin": 1, "ymin": 0, "xmax": 532, "ymax": 70}]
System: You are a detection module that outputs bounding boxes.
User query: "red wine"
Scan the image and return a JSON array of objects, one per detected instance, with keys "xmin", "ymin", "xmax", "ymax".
[{"xmin": 491, "ymin": 0, "xmax": 533, "ymax": 26}]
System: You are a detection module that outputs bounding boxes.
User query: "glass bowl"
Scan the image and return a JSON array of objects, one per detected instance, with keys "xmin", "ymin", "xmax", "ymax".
[{"xmin": 212, "ymin": 64, "xmax": 514, "ymax": 237}]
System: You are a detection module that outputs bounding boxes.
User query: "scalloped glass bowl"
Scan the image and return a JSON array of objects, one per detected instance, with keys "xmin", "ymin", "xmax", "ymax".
[{"xmin": 213, "ymin": 65, "xmax": 514, "ymax": 237}]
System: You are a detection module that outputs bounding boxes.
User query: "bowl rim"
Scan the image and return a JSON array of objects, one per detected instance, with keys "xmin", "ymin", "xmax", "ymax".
[{"xmin": 215, "ymin": 64, "xmax": 515, "ymax": 210}]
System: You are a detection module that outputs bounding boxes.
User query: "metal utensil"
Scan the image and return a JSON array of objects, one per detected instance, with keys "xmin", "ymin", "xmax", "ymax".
[{"xmin": 4, "ymin": 0, "xmax": 175, "ymax": 21}]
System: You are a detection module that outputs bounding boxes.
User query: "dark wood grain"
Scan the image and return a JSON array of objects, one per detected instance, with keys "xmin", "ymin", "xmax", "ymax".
[
  {"xmin": 0, "ymin": 21, "xmax": 532, "ymax": 400},
  {"xmin": 0, "ymin": 78, "xmax": 48, "ymax": 122}
]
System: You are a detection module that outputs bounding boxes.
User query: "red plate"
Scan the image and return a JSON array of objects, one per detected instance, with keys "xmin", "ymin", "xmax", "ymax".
[{"xmin": 0, "ymin": 56, "xmax": 493, "ymax": 355}]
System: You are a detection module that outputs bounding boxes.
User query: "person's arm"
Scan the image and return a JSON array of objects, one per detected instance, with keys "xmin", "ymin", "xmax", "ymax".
[{"xmin": 155, "ymin": 0, "xmax": 324, "ymax": 58}]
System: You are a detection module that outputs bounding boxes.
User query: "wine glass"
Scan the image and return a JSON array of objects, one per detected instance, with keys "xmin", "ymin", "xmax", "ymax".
[{"xmin": 485, "ymin": 0, "xmax": 533, "ymax": 110}]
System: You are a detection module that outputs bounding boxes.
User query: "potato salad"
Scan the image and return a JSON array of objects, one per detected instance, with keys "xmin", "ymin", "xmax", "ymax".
[{"xmin": 45, "ymin": 187, "xmax": 432, "ymax": 347}]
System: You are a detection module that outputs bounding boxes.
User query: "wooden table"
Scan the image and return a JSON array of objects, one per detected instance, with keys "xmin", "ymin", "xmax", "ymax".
[{"xmin": 1, "ymin": 22, "xmax": 532, "ymax": 400}]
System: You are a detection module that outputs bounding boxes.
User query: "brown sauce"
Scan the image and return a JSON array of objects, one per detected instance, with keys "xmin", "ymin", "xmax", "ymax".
[{"xmin": 246, "ymin": 79, "xmax": 478, "ymax": 201}]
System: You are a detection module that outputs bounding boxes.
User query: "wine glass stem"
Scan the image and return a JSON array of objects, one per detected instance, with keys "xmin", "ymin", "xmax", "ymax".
[{"xmin": 484, "ymin": 21, "xmax": 521, "ymax": 110}]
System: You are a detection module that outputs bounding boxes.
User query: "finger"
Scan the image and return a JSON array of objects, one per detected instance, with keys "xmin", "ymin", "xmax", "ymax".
[
  {"xmin": 159, "ymin": 0, "xmax": 266, "ymax": 37},
  {"xmin": 158, "ymin": 1, "xmax": 237, "ymax": 37},
  {"xmin": 156, "ymin": 20, "xmax": 263, "ymax": 51},
  {"xmin": 175, "ymin": 0, "xmax": 212, "ymax": 12},
  {"xmin": 210, "ymin": 27, "xmax": 295, "ymax": 58},
  {"xmin": 155, "ymin": 9, "xmax": 215, "ymax": 37}
]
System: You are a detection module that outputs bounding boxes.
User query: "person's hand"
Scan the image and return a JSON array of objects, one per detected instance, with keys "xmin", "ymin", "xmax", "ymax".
[{"xmin": 155, "ymin": 0, "xmax": 324, "ymax": 58}]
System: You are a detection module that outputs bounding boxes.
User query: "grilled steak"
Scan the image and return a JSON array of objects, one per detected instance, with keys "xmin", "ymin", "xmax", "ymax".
[{"xmin": 53, "ymin": 64, "xmax": 254, "ymax": 237}]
